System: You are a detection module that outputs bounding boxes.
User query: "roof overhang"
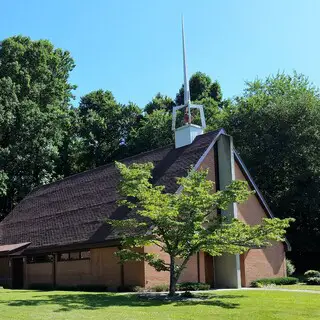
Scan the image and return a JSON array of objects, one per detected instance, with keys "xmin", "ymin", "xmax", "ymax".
[{"xmin": 0, "ymin": 242, "xmax": 31, "ymax": 257}]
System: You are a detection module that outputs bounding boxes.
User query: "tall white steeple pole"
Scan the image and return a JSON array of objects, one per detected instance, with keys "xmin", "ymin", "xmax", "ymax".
[
  {"xmin": 182, "ymin": 16, "xmax": 191, "ymax": 119},
  {"xmin": 172, "ymin": 17, "xmax": 206, "ymax": 147}
]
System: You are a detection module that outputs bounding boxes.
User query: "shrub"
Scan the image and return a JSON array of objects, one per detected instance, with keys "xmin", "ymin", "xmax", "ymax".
[
  {"xmin": 180, "ymin": 291, "xmax": 194, "ymax": 298},
  {"xmin": 304, "ymin": 270, "xmax": 320, "ymax": 278},
  {"xmin": 176, "ymin": 282, "xmax": 210, "ymax": 291},
  {"xmin": 286, "ymin": 259, "xmax": 296, "ymax": 276},
  {"xmin": 251, "ymin": 277, "xmax": 299, "ymax": 287},
  {"xmin": 28, "ymin": 283, "xmax": 54, "ymax": 291},
  {"xmin": 151, "ymin": 284, "xmax": 169, "ymax": 292},
  {"xmin": 55, "ymin": 285, "xmax": 108, "ymax": 292},
  {"xmin": 306, "ymin": 277, "xmax": 320, "ymax": 285},
  {"xmin": 117, "ymin": 285, "xmax": 144, "ymax": 292}
]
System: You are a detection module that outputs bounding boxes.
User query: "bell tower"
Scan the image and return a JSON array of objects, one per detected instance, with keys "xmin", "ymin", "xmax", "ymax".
[{"xmin": 172, "ymin": 17, "xmax": 206, "ymax": 148}]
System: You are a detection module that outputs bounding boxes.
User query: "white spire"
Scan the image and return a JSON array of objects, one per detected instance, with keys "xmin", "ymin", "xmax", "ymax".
[
  {"xmin": 181, "ymin": 16, "xmax": 190, "ymax": 107},
  {"xmin": 172, "ymin": 17, "xmax": 206, "ymax": 148}
]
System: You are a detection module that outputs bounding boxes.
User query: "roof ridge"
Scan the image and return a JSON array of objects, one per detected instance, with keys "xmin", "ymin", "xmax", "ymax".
[{"xmin": 31, "ymin": 129, "xmax": 223, "ymax": 194}]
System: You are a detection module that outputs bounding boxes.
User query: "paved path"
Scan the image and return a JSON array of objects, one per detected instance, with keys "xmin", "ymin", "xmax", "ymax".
[
  {"xmin": 195, "ymin": 288, "xmax": 320, "ymax": 294},
  {"xmin": 132, "ymin": 288, "xmax": 320, "ymax": 295},
  {"xmin": 240, "ymin": 287, "xmax": 320, "ymax": 294}
]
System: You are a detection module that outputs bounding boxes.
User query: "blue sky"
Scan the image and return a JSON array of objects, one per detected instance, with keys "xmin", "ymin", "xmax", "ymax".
[{"xmin": 1, "ymin": 0, "xmax": 320, "ymax": 107}]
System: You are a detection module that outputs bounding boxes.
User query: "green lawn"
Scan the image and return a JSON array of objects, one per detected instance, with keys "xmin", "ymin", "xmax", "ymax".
[
  {"xmin": 0, "ymin": 289, "xmax": 319, "ymax": 320},
  {"xmin": 279, "ymin": 284, "xmax": 320, "ymax": 291}
]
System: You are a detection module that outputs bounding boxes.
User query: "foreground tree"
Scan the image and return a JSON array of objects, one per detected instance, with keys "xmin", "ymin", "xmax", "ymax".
[{"xmin": 108, "ymin": 162, "xmax": 293, "ymax": 296}]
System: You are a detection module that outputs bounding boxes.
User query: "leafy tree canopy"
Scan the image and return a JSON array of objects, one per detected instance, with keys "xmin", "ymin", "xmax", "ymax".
[
  {"xmin": 0, "ymin": 36, "xmax": 75, "ymax": 217},
  {"xmin": 175, "ymin": 71, "xmax": 222, "ymax": 105},
  {"xmin": 107, "ymin": 161, "xmax": 293, "ymax": 295},
  {"xmin": 223, "ymin": 72, "xmax": 320, "ymax": 252},
  {"xmin": 144, "ymin": 93, "xmax": 175, "ymax": 114}
]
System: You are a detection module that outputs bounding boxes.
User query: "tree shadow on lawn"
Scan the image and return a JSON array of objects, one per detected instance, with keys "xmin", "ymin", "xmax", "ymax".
[{"xmin": 1, "ymin": 292, "xmax": 245, "ymax": 312}]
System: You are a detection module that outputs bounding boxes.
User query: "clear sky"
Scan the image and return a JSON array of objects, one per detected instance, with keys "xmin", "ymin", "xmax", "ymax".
[{"xmin": 1, "ymin": 0, "xmax": 320, "ymax": 107}]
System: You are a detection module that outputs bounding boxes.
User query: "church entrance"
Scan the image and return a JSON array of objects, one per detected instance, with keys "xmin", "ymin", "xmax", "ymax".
[{"xmin": 11, "ymin": 257, "xmax": 24, "ymax": 289}]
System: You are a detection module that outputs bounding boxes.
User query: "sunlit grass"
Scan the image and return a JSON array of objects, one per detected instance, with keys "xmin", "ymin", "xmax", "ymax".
[{"xmin": 0, "ymin": 289, "xmax": 319, "ymax": 320}]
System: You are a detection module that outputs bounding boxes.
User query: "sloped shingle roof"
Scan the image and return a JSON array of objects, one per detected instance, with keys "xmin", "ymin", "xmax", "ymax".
[{"xmin": 0, "ymin": 130, "xmax": 222, "ymax": 251}]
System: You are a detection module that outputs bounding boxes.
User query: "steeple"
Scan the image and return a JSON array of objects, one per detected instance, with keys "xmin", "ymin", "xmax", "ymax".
[{"xmin": 172, "ymin": 17, "xmax": 206, "ymax": 148}]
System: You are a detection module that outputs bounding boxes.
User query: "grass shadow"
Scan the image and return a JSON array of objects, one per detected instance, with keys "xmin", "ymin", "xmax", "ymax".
[{"xmin": 0, "ymin": 292, "xmax": 245, "ymax": 312}]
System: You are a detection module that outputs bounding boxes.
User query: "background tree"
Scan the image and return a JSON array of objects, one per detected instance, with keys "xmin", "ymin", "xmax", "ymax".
[
  {"xmin": 108, "ymin": 161, "xmax": 293, "ymax": 296},
  {"xmin": 126, "ymin": 109, "xmax": 173, "ymax": 155},
  {"xmin": 77, "ymin": 90, "xmax": 123, "ymax": 170},
  {"xmin": 144, "ymin": 93, "xmax": 175, "ymax": 114},
  {"xmin": 222, "ymin": 72, "xmax": 320, "ymax": 255},
  {"xmin": 0, "ymin": 36, "xmax": 75, "ymax": 218},
  {"xmin": 175, "ymin": 72, "xmax": 222, "ymax": 105}
]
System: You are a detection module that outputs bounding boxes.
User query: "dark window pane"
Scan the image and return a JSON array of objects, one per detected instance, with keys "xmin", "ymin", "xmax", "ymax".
[
  {"xmin": 27, "ymin": 254, "xmax": 53, "ymax": 264},
  {"xmin": 58, "ymin": 253, "xmax": 69, "ymax": 261},
  {"xmin": 70, "ymin": 252, "xmax": 80, "ymax": 260},
  {"xmin": 80, "ymin": 251, "xmax": 90, "ymax": 259}
]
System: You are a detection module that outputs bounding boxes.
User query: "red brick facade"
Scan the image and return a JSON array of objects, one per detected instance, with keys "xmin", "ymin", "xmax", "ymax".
[{"xmin": 235, "ymin": 161, "xmax": 286, "ymax": 286}]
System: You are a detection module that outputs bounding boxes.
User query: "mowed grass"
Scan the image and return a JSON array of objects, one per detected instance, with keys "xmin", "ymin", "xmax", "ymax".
[
  {"xmin": 279, "ymin": 284, "xmax": 320, "ymax": 291},
  {"xmin": 0, "ymin": 289, "xmax": 319, "ymax": 320}
]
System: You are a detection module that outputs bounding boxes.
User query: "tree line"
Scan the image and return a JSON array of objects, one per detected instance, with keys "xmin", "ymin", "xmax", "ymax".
[{"xmin": 0, "ymin": 36, "xmax": 319, "ymax": 256}]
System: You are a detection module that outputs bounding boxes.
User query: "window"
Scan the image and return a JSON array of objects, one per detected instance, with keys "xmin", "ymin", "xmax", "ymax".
[
  {"xmin": 70, "ymin": 252, "xmax": 80, "ymax": 260},
  {"xmin": 27, "ymin": 254, "xmax": 53, "ymax": 264},
  {"xmin": 57, "ymin": 250, "xmax": 91, "ymax": 261},
  {"xmin": 80, "ymin": 250, "xmax": 90, "ymax": 259},
  {"xmin": 58, "ymin": 253, "xmax": 69, "ymax": 261}
]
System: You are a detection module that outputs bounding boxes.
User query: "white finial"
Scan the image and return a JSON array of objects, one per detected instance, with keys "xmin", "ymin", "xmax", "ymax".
[{"xmin": 182, "ymin": 16, "xmax": 190, "ymax": 107}]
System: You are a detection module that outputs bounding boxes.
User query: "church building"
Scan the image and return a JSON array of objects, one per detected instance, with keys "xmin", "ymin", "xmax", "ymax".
[{"xmin": 0, "ymin": 21, "xmax": 289, "ymax": 290}]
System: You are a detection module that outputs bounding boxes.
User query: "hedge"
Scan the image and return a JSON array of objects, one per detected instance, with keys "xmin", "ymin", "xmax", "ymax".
[
  {"xmin": 251, "ymin": 277, "xmax": 299, "ymax": 287},
  {"xmin": 150, "ymin": 282, "xmax": 210, "ymax": 292},
  {"xmin": 177, "ymin": 282, "xmax": 210, "ymax": 291},
  {"xmin": 306, "ymin": 277, "xmax": 320, "ymax": 285}
]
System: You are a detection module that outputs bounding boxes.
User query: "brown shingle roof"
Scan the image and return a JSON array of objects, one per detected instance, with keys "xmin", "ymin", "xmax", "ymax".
[{"xmin": 0, "ymin": 130, "xmax": 222, "ymax": 251}]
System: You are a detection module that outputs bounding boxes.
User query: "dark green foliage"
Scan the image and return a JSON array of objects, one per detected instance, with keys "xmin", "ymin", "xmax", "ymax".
[
  {"xmin": 150, "ymin": 282, "xmax": 210, "ymax": 292},
  {"xmin": 301, "ymin": 270, "xmax": 320, "ymax": 285},
  {"xmin": 175, "ymin": 72, "xmax": 222, "ymax": 105},
  {"xmin": 306, "ymin": 277, "xmax": 320, "ymax": 285},
  {"xmin": 180, "ymin": 291, "xmax": 194, "ymax": 298},
  {"xmin": 251, "ymin": 277, "xmax": 299, "ymax": 287},
  {"xmin": 223, "ymin": 72, "xmax": 320, "ymax": 253},
  {"xmin": 125, "ymin": 110, "xmax": 173, "ymax": 154},
  {"xmin": 176, "ymin": 282, "xmax": 210, "ymax": 291},
  {"xmin": 144, "ymin": 93, "xmax": 175, "ymax": 114},
  {"xmin": 28, "ymin": 283, "xmax": 54, "ymax": 290},
  {"xmin": 151, "ymin": 284, "xmax": 169, "ymax": 292},
  {"xmin": 304, "ymin": 270, "xmax": 320, "ymax": 278},
  {"xmin": 117, "ymin": 285, "xmax": 143, "ymax": 292},
  {"xmin": 57, "ymin": 285, "xmax": 109, "ymax": 292},
  {"xmin": 0, "ymin": 36, "xmax": 76, "ymax": 218}
]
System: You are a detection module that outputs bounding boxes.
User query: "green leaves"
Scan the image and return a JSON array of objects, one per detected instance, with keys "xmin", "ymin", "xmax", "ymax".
[
  {"xmin": 107, "ymin": 161, "xmax": 293, "ymax": 288},
  {"xmin": 0, "ymin": 36, "xmax": 76, "ymax": 217},
  {"xmin": 223, "ymin": 72, "xmax": 320, "ymax": 252},
  {"xmin": 0, "ymin": 171, "xmax": 8, "ymax": 196}
]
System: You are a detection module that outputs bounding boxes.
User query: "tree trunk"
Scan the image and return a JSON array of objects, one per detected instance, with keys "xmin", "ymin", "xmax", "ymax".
[{"xmin": 169, "ymin": 255, "xmax": 177, "ymax": 296}]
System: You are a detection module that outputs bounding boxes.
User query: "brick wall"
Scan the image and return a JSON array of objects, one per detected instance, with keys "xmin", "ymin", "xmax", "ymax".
[
  {"xmin": 56, "ymin": 259, "xmax": 92, "ymax": 286},
  {"xmin": 26, "ymin": 262, "xmax": 53, "ymax": 287},
  {"xmin": 235, "ymin": 161, "xmax": 286, "ymax": 286},
  {"xmin": 123, "ymin": 247, "xmax": 145, "ymax": 287}
]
